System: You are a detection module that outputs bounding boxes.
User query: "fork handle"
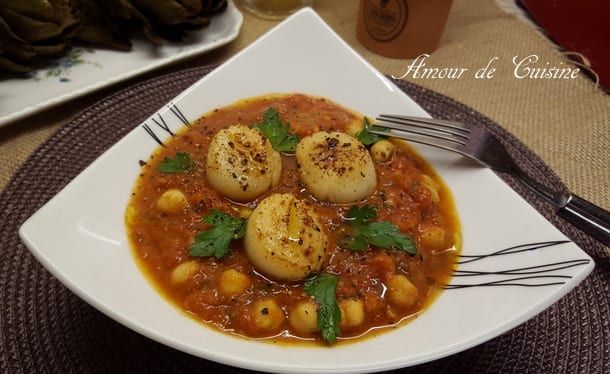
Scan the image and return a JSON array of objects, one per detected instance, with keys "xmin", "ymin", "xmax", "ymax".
[{"xmin": 558, "ymin": 194, "xmax": 610, "ymax": 246}]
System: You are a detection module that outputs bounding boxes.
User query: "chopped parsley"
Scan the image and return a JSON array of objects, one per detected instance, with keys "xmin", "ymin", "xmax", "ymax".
[
  {"xmin": 253, "ymin": 107, "xmax": 300, "ymax": 152},
  {"xmin": 189, "ymin": 209, "xmax": 246, "ymax": 259},
  {"xmin": 342, "ymin": 205, "xmax": 416, "ymax": 254},
  {"xmin": 158, "ymin": 152, "xmax": 194, "ymax": 174},
  {"xmin": 304, "ymin": 273, "xmax": 341, "ymax": 344},
  {"xmin": 357, "ymin": 117, "xmax": 389, "ymax": 145}
]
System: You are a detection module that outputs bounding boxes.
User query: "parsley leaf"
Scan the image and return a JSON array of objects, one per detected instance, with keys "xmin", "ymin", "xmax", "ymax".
[
  {"xmin": 354, "ymin": 221, "xmax": 416, "ymax": 253},
  {"xmin": 158, "ymin": 152, "xmax": 194, "ymax": 174},
  {"xmin": 304, "ymin": 273, "xmax": 341, "ymax": 344},
  {"xmin": 342, "ymin": 205, "xmax": 417, "ymax": 254},
  {"xmin": 357, "ymin": 117, "xmax": 389, "ymax": 145},
  {"xmin": 189, "ymin": 209, "xmax": 246, "ymax": 259},
  {"xmin": 253, "ymin": 108, "xmax": 300, "ymax": 152},
  {"xmin": 346, "ymin": 204, "xmax": 377, "ymax": 223}
]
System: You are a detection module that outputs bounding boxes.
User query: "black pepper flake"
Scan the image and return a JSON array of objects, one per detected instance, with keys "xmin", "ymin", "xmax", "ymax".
[
  {"xmin": 261, "ymin": 308, "xmax": 269, "ymax": 315},
  {"xmin": 326, "ymin": 137, "xmax": 339, "ymax": 148}
]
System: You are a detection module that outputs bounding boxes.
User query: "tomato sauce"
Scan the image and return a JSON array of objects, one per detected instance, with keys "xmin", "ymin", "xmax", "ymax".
[{"xmin": 126, "ymin": 94, "xmax": 460, "ymax": 344}]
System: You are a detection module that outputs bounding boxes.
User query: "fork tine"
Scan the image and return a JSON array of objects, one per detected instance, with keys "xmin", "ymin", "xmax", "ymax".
[
  {"xmin": 378, "ymin": 114, "xmax": 468, "ymax": 129},
  {"xmin": 369, "ymin": 127, "xmax": 466, "ymax": 155},
  {"xmin": 372, "ymin": 119, "xmax": 465, "ymax": 146},
  {"xmin": 376, "ymin": 115, "xmax": 470, "ymax": 139},
  {"xmin": 371, "ymin": 115, "xmax": 476, "ymax": 156},
  {"xmin": 374, "ymin": 115, "xmax": 468, "ymax": 148}
]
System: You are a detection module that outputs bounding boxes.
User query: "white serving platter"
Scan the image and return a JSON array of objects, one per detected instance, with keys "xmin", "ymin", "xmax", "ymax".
[{"xmin": 0, "ymin": 1, "xmax": 243, "ymax": 128}]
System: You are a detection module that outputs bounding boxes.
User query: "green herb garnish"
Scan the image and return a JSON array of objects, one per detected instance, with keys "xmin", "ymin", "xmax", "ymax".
[
  {"xmin": 304, "ymin": 273, "xmax": 341, "ymax": 344},
  {"xmin": 158, "ymin": 152, "xmax": 194, "ymax": 174},
  {"xmin": 357, "ymin": 117, "xmax": 389, "ymax": 145},
  {"xmin": 342, "ymin": 205, "xmax": 416, "ymax": 254},
  {"xmin": 253, "ymin": 107, "xmax": 300, "ymax": 152},
  {"xmin": 189, "ymin": 209, "xmax": 246, "ymax": 259}
]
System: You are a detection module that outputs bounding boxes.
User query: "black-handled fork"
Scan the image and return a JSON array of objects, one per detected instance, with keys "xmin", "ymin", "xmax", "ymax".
[{"xmin": 372, "ymin": 114, "xmax": 610, "ymax": 246}]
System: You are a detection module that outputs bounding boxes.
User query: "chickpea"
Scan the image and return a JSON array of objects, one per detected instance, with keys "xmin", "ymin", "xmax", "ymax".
[
  {"xmin": 218, "ymin": 269, "xmax": 251, "ymax": 297},
  {"xmin": 385, "ymin": 274, "xmax": 419, "ymax": 308},
  {"xmin": 339, "ymin": 298, "xmax": 365, "ymax": 329},
  {"xmin": 239, "ymin": 207, "xmax": 253, "ymax": 219},
  {"xmin": 156, "ymin": 188, "xmax": 189, "ymax": 213},
  {"xmin": 252, "ymin": 297, "xmax": 285, "ymax": 331},
  {"xmin": 170, "ymin": 260, "xmax": 200, "ymax": 285},
  {"xmin": 345, "ymin": 119, "xmax": 364, "ymax": 138},
  {"xmin": 420, "ymin": 225, "xmax": 447, "ymax": 251},
  {"xmin": 420, "ymin": 175, "xmax": 440, "ymax": 204},
  {"xmin": 370, "ymin": 140, "xmax": 395, "ymax": 163},
  {"xmin": 289, "ymin": 300, "xmax": 319, "ymax": 333},
  {"xmin": 125, "ymin": 205, "xmax": 137, "ymax": 225}
]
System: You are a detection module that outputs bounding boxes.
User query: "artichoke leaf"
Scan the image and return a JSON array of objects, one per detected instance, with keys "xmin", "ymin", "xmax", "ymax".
[
  {"xmin": 202, "ymin": 0, "xmax": 228, "ymax": 13},
  {"xmin": 0, "ymin": 56, "xmax": 30, "ymax": 73},
  {"xmin": 0, "ymin": 0, "xmax": 55, "ymax": 18},
  {"xmin": 97, "ymin": 0, "xmax": 169, "ymax": 44},
  {"xmin": 75, "ymin": 0, "xmax": 132, "ymax": 50},
  {"xmin": 0, "ymin": 0, "xmax": 81, "ymax": 42},
  {"xmin": 131, "ymin": 0, "xmax": 195, "ymax": 25}
]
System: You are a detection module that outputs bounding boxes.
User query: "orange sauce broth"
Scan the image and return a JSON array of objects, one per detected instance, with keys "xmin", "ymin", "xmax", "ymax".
[{"xmin": 126, "ymin": 93, "xmax": 460, "ymax": 345}]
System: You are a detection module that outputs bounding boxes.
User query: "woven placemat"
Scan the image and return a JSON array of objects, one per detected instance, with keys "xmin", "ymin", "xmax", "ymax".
[{"xmin": 1, "ymin": 65, "xmax": 608, "ymax": 374}]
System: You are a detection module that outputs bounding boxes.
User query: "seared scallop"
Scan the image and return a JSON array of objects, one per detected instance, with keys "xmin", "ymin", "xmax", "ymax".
[
  {"xmin": 295, "ymin": 131, "xmax": 376, "ymax": 203},
  {"xmin": 206, "ymin": 125, "xmax": 282, "ymax": 202},
  {"xmin": 245, "ymin": 193, "xmax": 328, "ymax": 281}
]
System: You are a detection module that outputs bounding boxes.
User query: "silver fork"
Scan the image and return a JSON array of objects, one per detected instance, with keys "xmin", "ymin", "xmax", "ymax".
[{"xmin": 372, "ymin": 114, "xmax": 610, "ymax": 246}]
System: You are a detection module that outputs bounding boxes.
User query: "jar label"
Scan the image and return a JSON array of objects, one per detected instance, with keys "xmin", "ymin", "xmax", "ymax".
[{"xmin": 363, "ymin": 0, "xmax": 409, "ymax": 42}]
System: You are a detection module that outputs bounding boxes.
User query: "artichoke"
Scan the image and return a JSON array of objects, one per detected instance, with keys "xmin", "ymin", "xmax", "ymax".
[
  {"xmin": 0, "ymin": 0, "xmax": 82, "ymax": 72},
  {"xmin": 0, "ymin": 0, "xmax": 227, "ymax": 74},
  {"xmin": 97, "ymin": 0, "xmax": 228, "ymax": 44},
  {"xmin": 74, "ymin": 0, "xmax": 132, "ymax": 51}
]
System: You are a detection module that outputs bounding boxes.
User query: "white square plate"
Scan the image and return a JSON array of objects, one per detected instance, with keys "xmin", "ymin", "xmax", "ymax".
[{"xmin": 19, "ymin": 8, "xmax": 593, "ymax": 373}]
